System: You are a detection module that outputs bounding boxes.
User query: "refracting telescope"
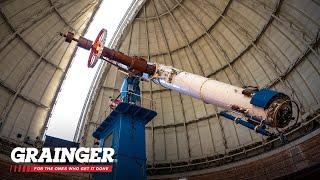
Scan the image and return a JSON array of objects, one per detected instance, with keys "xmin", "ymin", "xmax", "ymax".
[{"xmin": 60, "ymin": 29, "xmax": 299, "ymax": 136}]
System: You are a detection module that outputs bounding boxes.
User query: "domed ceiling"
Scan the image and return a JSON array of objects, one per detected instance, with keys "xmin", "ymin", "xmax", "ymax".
[
  {"xmin": 0, "ymin": 0, "xmax": 102, "ymax": 141},
  {"xmin": 0, "ymin": 0, "xmax": 319, "ymax": 177},
  {"xmin": 79, "ymin": 0, "xmax": 320, "ymax": 171}
]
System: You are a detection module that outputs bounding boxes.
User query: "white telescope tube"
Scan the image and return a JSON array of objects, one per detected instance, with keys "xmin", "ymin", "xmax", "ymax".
[{"xmin": 152, "ymin": 64, "xmax": 267, "ymax": 120}]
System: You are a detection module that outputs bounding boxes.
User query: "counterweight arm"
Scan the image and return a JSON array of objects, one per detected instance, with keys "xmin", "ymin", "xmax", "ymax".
[{"xmin": 60, "ymin": 31, "xmax": 156, "ymax": 75}]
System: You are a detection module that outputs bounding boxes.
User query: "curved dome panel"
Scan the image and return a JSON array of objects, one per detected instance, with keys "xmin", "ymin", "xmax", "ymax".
[
  {"xmin": 79, "ymin": 0, "xmax": 320, "ymax": 176},
  {"xmin": 0, "ymin": 0, "xmax": 102, "ymax": 141}
]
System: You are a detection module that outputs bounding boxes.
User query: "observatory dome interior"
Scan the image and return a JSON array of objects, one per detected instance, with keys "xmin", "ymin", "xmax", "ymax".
[{"xmin": 0, "ymin": 0, "xmax": 320, "ymax": 179}]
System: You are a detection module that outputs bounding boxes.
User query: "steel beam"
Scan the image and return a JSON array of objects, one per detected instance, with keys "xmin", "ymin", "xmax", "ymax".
[
  {"xmin": 237, "ymin": 0, "xmax": 318, "ymax": 107},
  {"xmin": 47, "ymin": 0, "xmax": 75, "ymax": 32},
  {"xmin": 144, "ymin": 4, "xmax": 156, "ymax": 165},
  {"xmin": 173, "ymin": 0, "xmax": 233, "ymax": 149},
  {"xmin": 0, "ymin": 80, "xmax": 47, "ymax": 109},
  {"xmin": 267, "ymin": 34, "xmax": 320, "ymax": 88},
  {"xmin": 160, "ymin": 0, "xmax": 206, "ymax": 155},
  {"xmin": 0, "ymin": 0, "xmax": 78, "ymax": 53},
  {"xmin": 150, "ymin": 1, "xmax": 168, "ymax": 160},
  {"xmin": 136, "ymin": 0, "xmax": 183, "ymax": 21},
  {"xmin": 0, "ymin": 0, "xmax": 100, "ymax": 136},
  {"xmin": 144, "ymin": 0, "xmax": 231, "ymax": 58},
  {"xmin": 146, "ymin": 114, "xmax": 217, "ymax": 130},
  {"xmin": 0, "ymin": 10, "xmax": 63, "ymax": 71}
]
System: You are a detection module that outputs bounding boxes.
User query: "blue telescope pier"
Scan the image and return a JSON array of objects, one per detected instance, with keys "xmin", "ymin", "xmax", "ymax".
[{"xmin": 92, "ymin": 76, "xmax": 157, "ymax": 180}]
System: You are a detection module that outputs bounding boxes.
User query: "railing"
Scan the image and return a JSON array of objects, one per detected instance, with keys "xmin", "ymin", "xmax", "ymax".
[
  {"xmin": 111, "ymin": 91, "xmax": 157, "ymax": 111},
  {"xmin": 147, "ymin": 110, "xmax": 320, "ymax": 176}
]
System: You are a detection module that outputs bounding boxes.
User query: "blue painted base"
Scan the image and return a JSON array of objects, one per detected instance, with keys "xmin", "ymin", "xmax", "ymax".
[{"xmin": 92, "ymin": 103, "xmax": 157, "ymax": 180}]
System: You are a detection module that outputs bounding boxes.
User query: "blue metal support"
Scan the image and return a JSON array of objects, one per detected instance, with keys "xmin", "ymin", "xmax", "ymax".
[
  {"xmin": 92, "ymin": 76, "xmax": 157, "ymax": 180},
  {"xmin": 119, "ymin": 76, "xmax": 141, "ymax": 105},
  {"xmin": 219, "ymin": 111, "xmax": 272, "ymax": 136}
]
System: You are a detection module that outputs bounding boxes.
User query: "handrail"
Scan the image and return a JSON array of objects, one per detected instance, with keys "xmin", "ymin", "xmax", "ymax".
[
  {"xmin": 119, "ymin": 91, "xmax": 157, "ymax": 103},
  {"xmin": 111, "ymin": 91, "xmax": 157, "ymax": 111}
]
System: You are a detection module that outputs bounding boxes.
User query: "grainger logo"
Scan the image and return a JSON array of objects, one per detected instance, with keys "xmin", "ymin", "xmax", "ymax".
[{"xmin": 10, "ymin": 147, "xmax": 115, "ymax": 173}]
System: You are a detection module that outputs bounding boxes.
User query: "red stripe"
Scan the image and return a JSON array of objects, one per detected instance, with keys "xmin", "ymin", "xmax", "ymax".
[
  {"xmin": 28, "ymin": 165, "xmax": 112, "ymax": 173},
  {"xmin": 10, "ymin": 164, "xmax": 113, "ymax": 173}
]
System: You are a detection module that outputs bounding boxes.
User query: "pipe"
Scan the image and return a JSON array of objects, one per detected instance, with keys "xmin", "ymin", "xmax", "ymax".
[{"xmin": 219, "ymin": 111, "xmax": 271, "ymax": 136}]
